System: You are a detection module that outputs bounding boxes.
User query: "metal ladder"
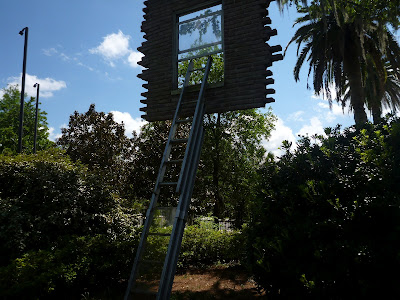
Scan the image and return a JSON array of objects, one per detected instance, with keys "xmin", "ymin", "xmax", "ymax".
[{"xmin": 124, "ymin": 55, "xmax": 213, "ymax": 300}]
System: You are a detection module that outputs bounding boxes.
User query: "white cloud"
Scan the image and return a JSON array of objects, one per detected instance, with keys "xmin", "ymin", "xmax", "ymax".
[
  {"xmin": 314, "ymin": 97, "xmax": 353, "ymax": 124},
  {"xmin": 263, "ymin": 117, "xmax": 297, "ymax": 157},
  {"xmin": 90, "ymin": 30, "xmax": 131, "ymax": 63},
  {"xmin": 6, "ymin": 74, "xmax": 67, "ymax": 98},
  {"xmin": 48, "ymin": 127, "xmax": 62, "ymax": 142},
  {"xmin": 127, "ymin": 51, "xmax": 144, "ymax": 68},
  {"xmin": 43, "ymin": 45, "xmax": 96, "ymax": 72},
  {"xmin": 110, "ymin": 111, "xmax": 147, "ymax": 137},
  {"xmin": 0, "ymin": 90, "xmax": 4, "ymax": 99},
  {"xmin": 297, "ymin": 117, "xmax": 325, "ymax": 137},
  {"xmin": 90, "ymin": 30, "xmax": 142, "ymax": 69},
  {"xmin": 288, "ymin": 110, "xmax": 305, "ymax": 121},
  {"xmin": 60, "ymin": 53, "xmax": 71, "ymax": 61},
  {"xmin": 311, "ymin": 82, "xmax": 355, "ymax": 124},
  {"xmin": 77, "ymin": 62, "xmax": 94, "ymax": 72},
  {"xmin": 42, "ymin": 47, "xmax": 58, "ymax": 56},
  {"xmin": 317, "ymin": 101, "xmax": 348, "ymax": 116}
]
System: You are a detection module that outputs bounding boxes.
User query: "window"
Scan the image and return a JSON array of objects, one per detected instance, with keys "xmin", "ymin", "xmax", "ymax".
[{"xmin": 175, "ymin": 3, "xmax": 224, "ymax": 88}]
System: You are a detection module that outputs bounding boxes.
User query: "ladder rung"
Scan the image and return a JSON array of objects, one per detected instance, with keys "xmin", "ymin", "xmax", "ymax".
[
  {"xmin": 159, "ymin": 182, "xmax": 178, "ymax": 186},
  {"xmin": 148, "ymin": 232, "xmax": 171, "ymax": 236},
  {"xmin": 176, "ymin": 118, "xmax": 193, "ymax": 124},
  {"xmin": 170, "ymin": 138, "xmax": 188, "ymax": 144},
  {"xmin": 133, "ymin": 289, "xmax": 158, "ymax": 296},
  {"xmin": 192, "ymin": 67, "xmax": 205, "ymax": 71},
  {"xmin": 140, "ymin": 259, "xmax": 164, "ymax": 265},
  {"xmin": 164, "ymin": 159, "xmax": 183, "ymax": 164}
]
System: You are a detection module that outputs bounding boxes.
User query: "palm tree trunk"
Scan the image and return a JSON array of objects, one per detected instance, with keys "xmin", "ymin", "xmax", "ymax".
[
  {"xmin": 371, "ymin": 82, "xmax": 384, "ymax": 123},
  {"xmin": 345, "ymin": 66, "xmax": 368, "ymax": 126},
  {"xmin": 343, "ymin": 35, "xmax": 368, "ymax": 127},
  {"xmin": 371, "ymin": 100, "xmax": 383, "ymax": 124}
]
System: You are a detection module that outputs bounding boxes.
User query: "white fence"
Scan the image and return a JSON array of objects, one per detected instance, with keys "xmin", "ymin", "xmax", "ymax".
[{"xmin": 134, "ymin": 214, "xmax": 236, "ymax": 232}]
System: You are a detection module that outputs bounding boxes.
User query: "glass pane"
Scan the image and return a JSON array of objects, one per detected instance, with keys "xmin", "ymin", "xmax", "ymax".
[
  {"xmin": 178, "ymin": 5, "xmax": 222, "ymax": 56},
  {"xmin": 178, "ymin": 44, "xmax": 222, "ymax": 61},
  {"xmin": 176, "ymin": 3, "xmax": 224, "ymax": 87},
  {"xmin": 178, "ymin": 53, "xmax": 224, "ymax": 88},
  {"xmin": 179, "ymin": 4, "xmax": 222, "ymax": 23}
]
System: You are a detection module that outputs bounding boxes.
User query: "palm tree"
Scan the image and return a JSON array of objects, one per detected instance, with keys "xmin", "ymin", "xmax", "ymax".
[
  {"xmin": 286, "ymin": 10, "xmax": 368, "ymax": 125},
  {"xmin": 365, "ymin": 31, "xmax": 400, "ymax": 122},
  {"xmin": 343, "ymin": 30, "xmax": 400, "ymax": 123},
  {"xmin": 286, "ymin": 3, "xmax": 400, "ymax": 126}
]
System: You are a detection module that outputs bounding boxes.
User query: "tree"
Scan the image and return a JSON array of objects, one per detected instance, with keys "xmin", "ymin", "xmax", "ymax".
[
  {"xmin": 357, "ymin": 31, "xmax": 400, "ymax": 123},
  {"xmin": 0, "ymin": 85, "xmax": 52, "ymax": 154},
  {"xmin": 57, "ymin": 104, "xmax": 133, "ymax": 193},
  {"xmin": 247, "ymin": 117, "xmax": 400, "ymax": 298},
  {"xmin": 283, "ymin": 1, "xmax": 400, "ymax": 126},
  {"xmin": 195, "ymin": 109, "xmax": 275, "ymax": 225},
  {"xmin": 0, "ymin": 148, "xmax": 141, "ymax": 298},
  {"xmin": 277, "ymin": 0, "xmax": 400, "ymax": 27},
  {"xmin": 128, "ymin": 109, "xmax": 276, "ymax": 226},
  {"xmin": 127, "ymin": 121, "xmax": 172, "ymax": 202}
]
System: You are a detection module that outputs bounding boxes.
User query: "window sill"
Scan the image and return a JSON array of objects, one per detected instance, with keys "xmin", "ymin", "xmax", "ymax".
[{"xmin": 171, "ymin": 81, "xmax": 224, "ymax": 95}]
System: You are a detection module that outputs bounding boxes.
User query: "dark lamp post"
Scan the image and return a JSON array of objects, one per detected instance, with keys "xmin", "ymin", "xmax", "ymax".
[
  {"xmin": 33, "ymin": 83, "xmax": 40, "ymax": 154},
  {"xmin": 18, "ymin": 27, "xmax": 29, "ymax": 153}
]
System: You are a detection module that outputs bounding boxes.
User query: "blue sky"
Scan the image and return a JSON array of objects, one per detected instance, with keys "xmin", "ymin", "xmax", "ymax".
[{"xmin": 1, "ymin": 0, "xmax": 359, "ymax": 155}]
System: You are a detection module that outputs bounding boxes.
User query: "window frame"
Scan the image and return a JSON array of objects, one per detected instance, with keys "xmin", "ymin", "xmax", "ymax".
[{"xmin": 172, "ymin": 0, "xmax": 224, "ymax": 89}]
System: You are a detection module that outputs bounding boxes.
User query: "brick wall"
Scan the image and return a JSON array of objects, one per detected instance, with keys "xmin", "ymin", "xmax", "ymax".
[{"xmin": 138, "ymin": 0, "xmax": 283, "ymax": 121}]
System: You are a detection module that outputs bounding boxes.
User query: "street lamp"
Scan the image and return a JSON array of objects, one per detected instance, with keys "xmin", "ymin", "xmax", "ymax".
[
  {"xmin": 33, "ymin": 83, "xmax": 40, "ymax": 154},
  {"xmin": 18, "ymin": 27, "xmax": 29, "ymax": 153}
]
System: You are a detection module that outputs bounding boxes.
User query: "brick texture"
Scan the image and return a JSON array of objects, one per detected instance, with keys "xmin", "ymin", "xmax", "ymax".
[{"xmin": 138, "ymin": 0, "xmax": 283, "ymax": 121}]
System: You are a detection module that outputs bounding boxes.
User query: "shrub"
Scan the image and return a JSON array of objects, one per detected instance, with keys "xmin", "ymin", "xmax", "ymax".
[
  {"xmin": 247, "ymin": 118, "xmax": 400, "ymax": 299},
  {"xmin": 135, "ymin": 218, "xmax": 245, "ymax": 271},
  {"xmin": 0, "ymin": 234, "xmax": 139, "ymax": 299},
  {"xmin": 0, "ymin": 149, "xmax": 141, "ymax": 298},
  {"xmin": 179, "ymin": 218, "xmax": 245, "ymax": 268}
]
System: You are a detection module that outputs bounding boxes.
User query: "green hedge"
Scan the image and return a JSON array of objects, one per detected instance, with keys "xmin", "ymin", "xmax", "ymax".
[
  {"xmin": 247, "ymin": 118, "xmax": 400, "ymax": 299},
  {"xmin": 0, "ymin": 234, "xmax": 138, "ymax": 299},
  {"xmin": 135, "ymin": 218, "xmax": 245, "ymax": 270},
  {"xmin": 0, "ymin": 221, "xmax": 243, "ymax": 299},
  {"xmin": 0, "ymin": 149, "xmax": 140, "ymax": 299},
  {"xmin": 179, "ymin": 219, "xmax": 245, "ymax": 268},
  {"xmin": 0, "ymin": 149, "xmax": 245, "ymax": 298}
]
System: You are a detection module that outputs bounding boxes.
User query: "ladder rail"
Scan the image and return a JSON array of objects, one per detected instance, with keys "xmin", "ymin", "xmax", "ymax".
[
  {"xmin": 176, "ymin": 56, "xmax": 213, "ymax": 193},
  {"xmin": 124, "ymin": 60, "xmax": 194, "ymax": 300},
  {"xmin": 158, "ymin": 56, "xmax": 213, "ymax": 300},
  {"xmin": 124, "ymin": 56, "xmax": 211, "ymax": 300},
  {"xmin": 158, "ymin": 128, "xmax": 205, "ymax": 300}
]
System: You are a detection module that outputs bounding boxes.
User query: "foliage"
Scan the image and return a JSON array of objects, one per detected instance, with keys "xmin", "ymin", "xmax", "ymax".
[
  {"xmin": 178, "ymin": 7, "xmax": 222, "ymax": 40},
  {"xmin": 247, "ymin": 117, "xmax": 400, "ymax": 299},
  {"xmin": 57, "ymin": 104, "xmax": 133, "ymax": 194},
  {"xmin": 177, "ymin": 5, "xmax": 223, "ymax": 87},
  {"xmin": 0, "ymin": 149, "xmax": 141, "ymax": 298},
  {"xmin": 0, "ymin": 85, "xmax": 53, "ymax": 154},
  {"xmin": 128, "ymin": 109, "xmax": 276, "ymax": 224},
  {"xmin": 127, "ymin": 121, "xmax": 171, "ymax": 203},
  {"xmin": 179, "ymin": 218, "xmax": 245, "ymax": 268},
  {"xmin": 137, "ymin": 218, "xmax": 245, "ymax": 271},
  {"xmin": 278, "ymin": 0, "xmax": 400, "ymax": 27},
  {"xmin": 283, "ymin": 0, "xmax": 400, "ymax": 125},
  {"xmin": 0, "ymin": 234, "xmax": 139, "ymax": 299},
  {"xmin": 178, "ymin": 53, "xmax": 224, "ymax": 87},
  {"xmin": 194, "ymin": 109, "xmax": 276, "ymax": 225}
]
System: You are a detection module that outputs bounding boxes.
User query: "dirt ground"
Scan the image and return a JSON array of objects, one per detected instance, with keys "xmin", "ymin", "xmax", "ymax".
[
  {"xmin": 170, "ymin": 266, "xmax": 267, "ymax": 299},
  {"xmin": 134, "ymin": 265, "xmax": 267, "ymax": 300}
]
